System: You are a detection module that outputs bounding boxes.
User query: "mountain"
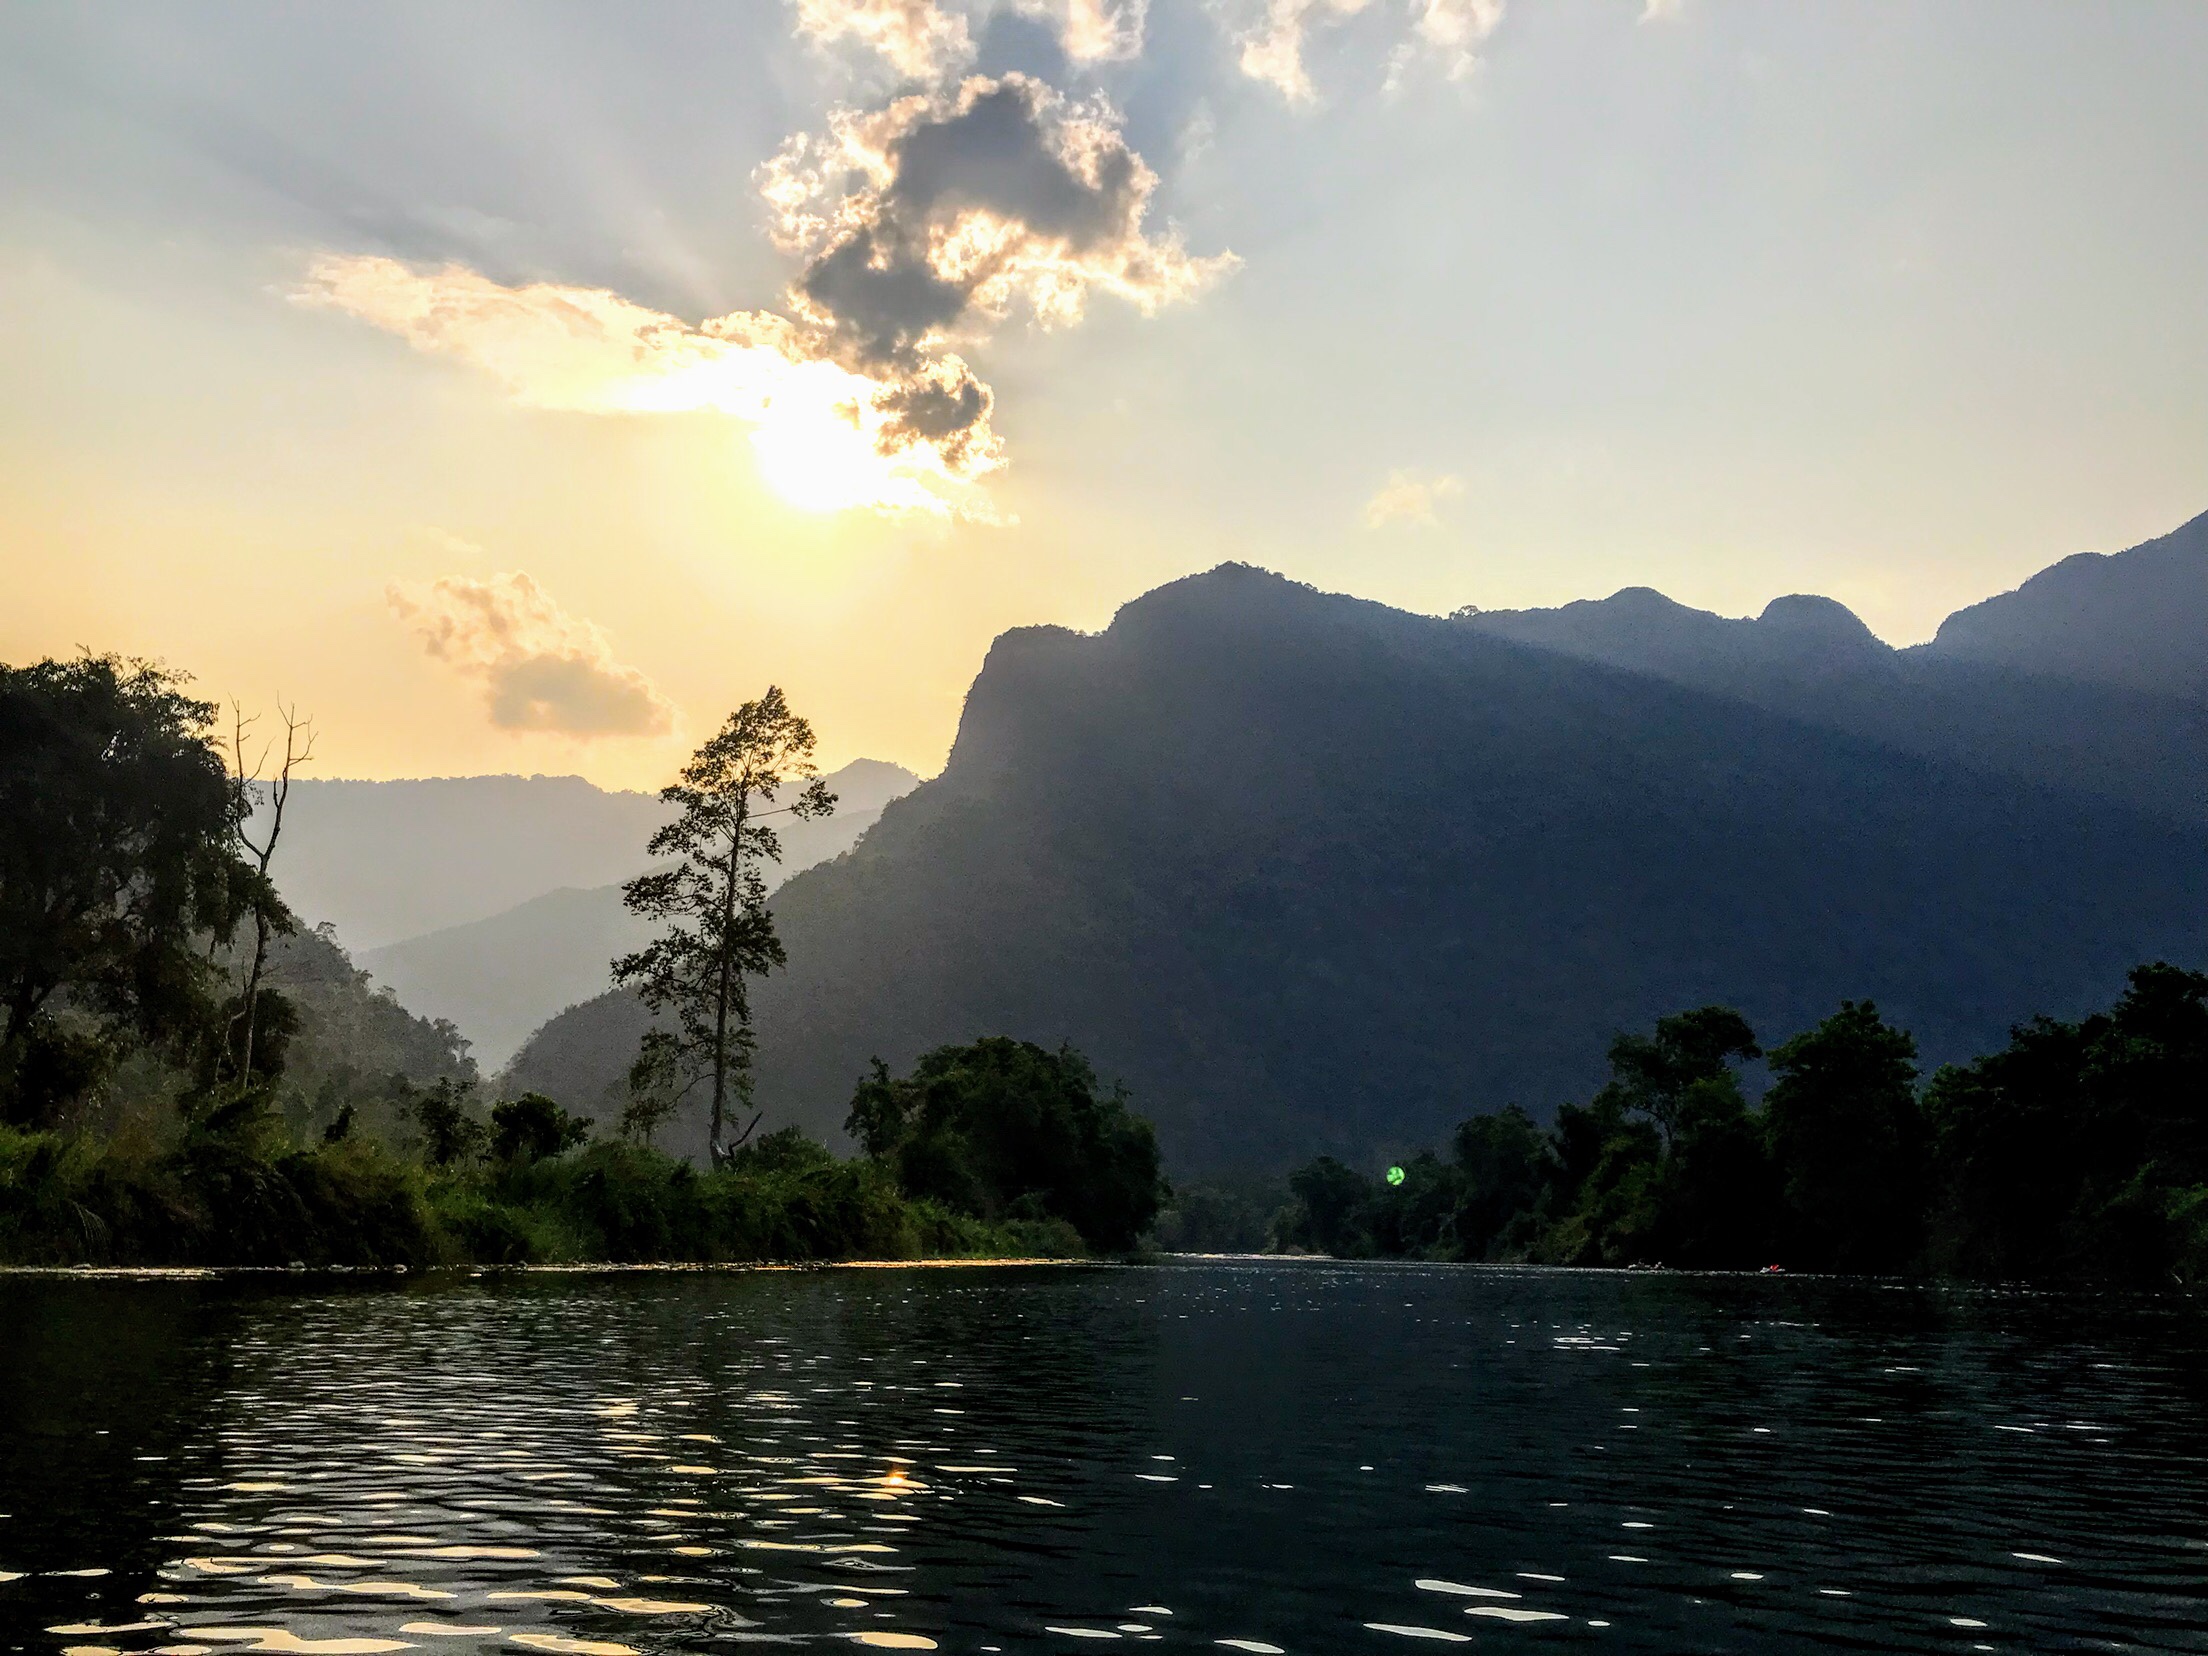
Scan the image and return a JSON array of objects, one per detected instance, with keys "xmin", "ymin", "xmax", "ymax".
[
  {"xmin": 1459, "ymin": 512, "xmax": 2208, "ymax": 823},
  {"xmin": 508, "ymin": 551, "xmax": 2208, "ymax": 1172},
  {"xmin": 254, "ymin": 775, "xmax": 675, "ymax": 952},
  {"xmin": 359, "ymin": 887, "xmax": 657, "ymax": 1075},
  {"xmin": 1921, "ymin": 508, "xmax": 2208, "ymax": 699},
  {"xmin": 266, "ymin": 922, "xmax": 477, "ymax": 1095},
  {"xmin": 331, "ymin": 760, "xmax": 918, "ymax": 1069}
]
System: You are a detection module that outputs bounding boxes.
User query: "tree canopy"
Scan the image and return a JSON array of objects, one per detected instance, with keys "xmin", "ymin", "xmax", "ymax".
[
  {"xmin": 1274, "ymin": 967, "xmax": 2208, "ymax": 1286},
  {"xmin": 847, "ymin": 1037, "xmax": 1165, "ymax": 1250},
  {"xmin": 0, "ymin": 655, "xmax": 253, "ymax": 1124}
]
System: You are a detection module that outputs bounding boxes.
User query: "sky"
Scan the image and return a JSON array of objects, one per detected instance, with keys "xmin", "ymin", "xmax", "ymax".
[{"xmin": 3, "ymin": 0, "xmax": 2205, "ymax": 789}]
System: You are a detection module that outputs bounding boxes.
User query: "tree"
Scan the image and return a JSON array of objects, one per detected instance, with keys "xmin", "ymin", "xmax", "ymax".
[
  {"xmin": 1528, "ymin": 1007, "xmax": 1766, "ymax": 1266},
  {"xmin": 0, "ymin": 655, "xmax": 251, "ymax": 1125},
  {"xmin": 1450, "ymin": 1107, "xmax": 1559, "ymax": 1258},
  {"xmin": 1648, "ymin": 1070, "xmax": 1778, "ymax": 1267},
  {"xmin": 1765, "ymin": 1000, "xmax": 1924, "ymax": 1272},
  {"xmin": 1927, "ymin": 963, "xmax": 2208, "ymax": 1282},
  {"xmin": 618, "ymin": 1083, "xmax": 680, "ymax": 1147},
  {"xmin": 213, "ymin": 703, "xmax": 312, "ymax": 1090},
  {"xmin": 406, "ymin": 1078, "xmax": 487, "ymax": 1168},
  {"xmin": 1284, "ymin": 1156, "xmax": 1373, "ymax": 1256},
  {"xmin": 490, "ymin": 1092, "xmax": 591, "ymax": 1164},
  {"xmin": 613, "ymin": 689, "xmax": 834, "ymax": 1168},
  {"xmin": 846, "ymin": 1038, "xmax": 1166, "ymax": 1249},
  {"xmin": 1602, "ymin": 1005, "xmax": 1762, "ymax": 1145}
]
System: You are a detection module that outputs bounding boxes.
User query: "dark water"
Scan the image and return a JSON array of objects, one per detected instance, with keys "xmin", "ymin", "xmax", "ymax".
[{"xmin": 2, "ymin": 1264, "xmax": 2206, "ymax": 1656}]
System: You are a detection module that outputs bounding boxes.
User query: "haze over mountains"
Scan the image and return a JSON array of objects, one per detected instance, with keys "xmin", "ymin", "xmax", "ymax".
[
  {"xmin": 504, "ymin": 513, "xmax": 2208, "ymax": 1172},
  {"xmin": 263, "ymin": 759, "xmax": 918, "ymax": 1068}
]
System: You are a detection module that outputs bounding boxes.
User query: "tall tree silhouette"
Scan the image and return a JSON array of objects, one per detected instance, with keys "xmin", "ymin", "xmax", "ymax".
[
  {"xmin": 613, "ymin": 688, "xmax": 834, "ymax": 1166},
  {"xmin": 218, "ymin": 701, "xmax": 312, "ymax": 1088}
]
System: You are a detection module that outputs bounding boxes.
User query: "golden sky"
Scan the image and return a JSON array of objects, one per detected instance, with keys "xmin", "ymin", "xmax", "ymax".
[{"xmin": 4, "ymin": 1, "xmax": 2206, "ymax": 789}]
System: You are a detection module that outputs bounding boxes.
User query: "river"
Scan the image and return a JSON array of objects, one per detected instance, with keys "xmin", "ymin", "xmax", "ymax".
[{"xmin": 1, "ymin": 1262, "xmax": 2204, "ymax": 1654}]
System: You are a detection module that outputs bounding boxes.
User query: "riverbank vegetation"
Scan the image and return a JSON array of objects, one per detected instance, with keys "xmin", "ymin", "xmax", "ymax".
[
  {"xmin": 9, "ymin": 650, "xmax": 2199, "ymax": 1281},
  {"xmin": 0, "ymin": 1107, "xmax": 1095, "ymax": 1269},
  {"xmin": 0, "ymin": 655, "xmax": 1159, "ymax": 1267},
  {"xmin": 0, "ymin": 1040, "xmax": 1159, "ymax": 1267},
  {"xmin": 1261, "ymin": 966, "xmax": 2208, "ymax": 1287}
]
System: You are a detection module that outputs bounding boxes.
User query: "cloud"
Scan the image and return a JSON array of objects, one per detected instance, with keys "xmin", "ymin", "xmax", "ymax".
[
  {"xmin": 1392, "ymin": 0, "xmax": 1504, "ymax": 85},
  {"xmin": 791, "ymin": 0, "xmax": 1148, "ymax": 78},
  {"xmin": 1364, "ymin": 468, "xmax": 1462, "ymax": 528},
  {"xmin": 300, "ymin": 254, "xmax": 1002, "ymax": 516},
  {"xmin": 388, "ymin": 571, "xmax": 678, "ymax": 737},
  {"xmin": 1026, "ymin": 0, "xmax": 1149, "ymax": 63},
  {"xmin": 1236, "ymin": 0, "xmax": 1502, "ymax": 100},
  {"xmin": 761, "ymin": 70, "xmax": 1235, "ymax": 402},
  {"xmin": 793, "ymin": 0, "xmax": 975, "ymax": 79},
  {"xmin": 1236, "ymin": 0, "xmax": 1375, "ymax": 102},
  {"xmin": 305, "ymin": 72, "xmax": 1225, "ymax": 518},
  {"xmin": 1639, "ymin": 0, "xmax": 1684, "ymax": 19}
]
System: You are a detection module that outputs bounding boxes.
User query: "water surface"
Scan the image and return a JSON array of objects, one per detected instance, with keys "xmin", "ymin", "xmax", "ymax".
[{"xmin": 2, "ymin": 1263, "xmax": 2204, "ymax": 1654}]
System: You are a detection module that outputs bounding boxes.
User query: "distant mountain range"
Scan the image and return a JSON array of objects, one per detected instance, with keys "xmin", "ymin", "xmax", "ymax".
[
  {"xmin": 1460, "ymin": 509, "xmax": 2208, "ymax": 823},
  {"xmin": 504, "ymin": 512, "xmax": 2208, "ymax": 1171},
  {"xmin": 264, "ymin": 759, "xmax": 919, "ymax": 1069}
]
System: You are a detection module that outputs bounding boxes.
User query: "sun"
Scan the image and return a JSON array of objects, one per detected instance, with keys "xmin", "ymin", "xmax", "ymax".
[{"xmin": 747, "ymin": 396, "xmax": 941, "ymax": 517}]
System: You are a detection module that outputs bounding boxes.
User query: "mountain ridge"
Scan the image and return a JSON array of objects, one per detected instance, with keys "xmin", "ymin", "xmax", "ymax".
[
  {"xmin": 1458, "ymin": 515, "xmax": 2208, "ymax": 822},
  {"xmin": 507, "ymin": 527, "xmax": 2208, "ymax": 1171}
]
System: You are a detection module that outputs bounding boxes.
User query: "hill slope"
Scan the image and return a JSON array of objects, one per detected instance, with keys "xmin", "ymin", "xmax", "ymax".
[
  {"xmin": 1921, "ymin": 507, "xmax": 2208, "ymax": 699},
  {"xmin": 359, "ymin": 887, "xmax": 657, "ymax": 1075},
  {"xmin": 344, "ymin": 761, "xmax": 918, "ymax": 1067},
  {"xmin": 512, "ymin": 563, "xmax": 2208, "ymax": 1171}
]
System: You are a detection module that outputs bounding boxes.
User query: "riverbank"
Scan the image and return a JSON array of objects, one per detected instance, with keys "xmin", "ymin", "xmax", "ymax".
[{"xmin": 0, "ymin": 1126, "xmax": 1091, "ymax": 1269}]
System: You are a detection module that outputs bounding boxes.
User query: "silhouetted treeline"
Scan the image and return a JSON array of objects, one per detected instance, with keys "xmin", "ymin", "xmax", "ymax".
[
  {"xmin": 1273, "ymin": 966, "xmax": 2208, "ymax": 1286},
  {"xmin": 848, "ymin": 1036, "xmax": 1164, "ymax": 1251},
  {"xmin": 0, "ymin": 653, "xmax": 1157, "ymax": 1266},
  {"xmin": 0, "ymin": 1078, "xmax": 1094, "ymax": 1268},
  {"xmin": 0, "ymin": 1049, "xmax": 1155, "ymax": 1268}
]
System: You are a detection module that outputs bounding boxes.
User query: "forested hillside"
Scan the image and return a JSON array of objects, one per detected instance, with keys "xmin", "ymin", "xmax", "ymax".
[{"xmin": 512, "ymin": 543, "xmax": 2208, "ymax": 1171}]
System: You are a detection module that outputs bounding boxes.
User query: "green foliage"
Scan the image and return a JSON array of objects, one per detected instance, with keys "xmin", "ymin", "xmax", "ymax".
[
  {"xmin": 1150, "ymin": 1177, "xmax": 1290, "ymax": 1252},
  {"xmin": 1926, "ymin": 962, "xmax": 2208, "ymax": 1282},
  {"xmin": 489, "ymin": 1092, "xmax": 591, "ymax": 1164},
  {"xmin": 0, "ymin": 654, "xmax": 1126, "ymax": 1270},
  {"xmin": 1281, "ymin": 1156, "xmax": 1373, "ymax": 1254},
  {"xmin": 0, "ymin": 1121, "xmax": 434, "ymax": 1268},
  {"xmin": 1648, "ymin": 1072, "xmax": 1777, "ymax": 1267},
  {"xmin": 1765, "ymin": 1001, "xmax": 1923, "ymax": 1272},
  {"xmin": 406, "ymin": 1078, "xmax": 488, "ymax": 1168},
  {"xmin": 1602, "ymin": 1006, "xmax": 1762, "ymax": 1145},
  {"xmin": 0, "ymin": 1116, "xmax": 1089, "ymax": 1269},
  {"xmin": 0, "ymin": 1021, "xmax": 115, "ymax": 1131},
  {"xmin": 0, "ymin": 655, "xmax": 254, "ymax": 1125},
  {"xmin": 614, "ymin": 687, "xmax": 835, "ymax": 1167},
  {"xmin": 3, "ymin": 654, "xmax": 457, "ymax": 1145},
  {"xmin": 273, "ymin": 922, "xmax": 475, "ymax": 1095},
  {"xmin": 1279, "ymin": 966, "xmax": 2208, "ymax": 1285},
  {"xmin": 618, "ymin": 1056, "xmax": 681, "ymax": 1145},
  {"xmin": 846, "ymin": 1037, "xmax": 1165, "ymax": 1250},
  {"xmin": 1450, "ymin": 1106, "xmax": 1561, "ymax": 1256}
]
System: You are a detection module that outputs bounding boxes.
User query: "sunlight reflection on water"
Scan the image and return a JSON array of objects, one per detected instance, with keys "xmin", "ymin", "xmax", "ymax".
[{"xmin": 2, "ymin": 1264, "xmax": 2207, "ymax": 1654}]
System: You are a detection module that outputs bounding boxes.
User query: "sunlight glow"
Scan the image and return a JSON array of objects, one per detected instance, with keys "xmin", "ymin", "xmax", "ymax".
[{"xmin": 298, "ymin": 256, "xmax": 998, "ymax": 519}]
